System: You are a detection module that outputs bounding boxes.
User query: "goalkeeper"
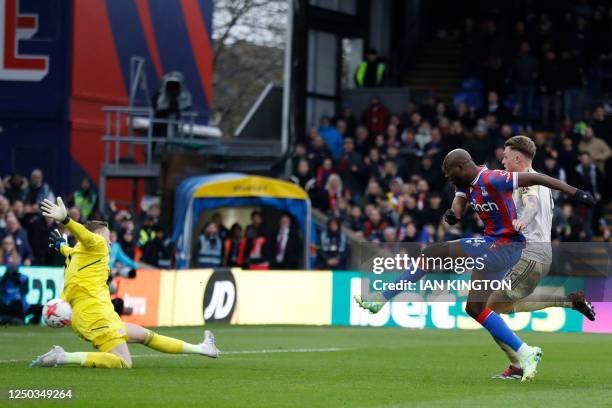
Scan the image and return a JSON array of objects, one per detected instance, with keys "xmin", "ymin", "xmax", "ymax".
[{"xmin": 31, "ymin": 197, "xmax": 219, "ymax": 368}]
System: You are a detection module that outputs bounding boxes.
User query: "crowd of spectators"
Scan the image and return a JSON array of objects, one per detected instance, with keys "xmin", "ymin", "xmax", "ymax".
[
  {"xmin": 461, "ymin": 4, "xmax": 612, "ymax": 129},
  {"xmin": 290, "ymin": 93, "xmax": 611, "ymax": 267},
  {"xmin": 0, "ymin": 169, "xmax": 175, "ymax": 273}
]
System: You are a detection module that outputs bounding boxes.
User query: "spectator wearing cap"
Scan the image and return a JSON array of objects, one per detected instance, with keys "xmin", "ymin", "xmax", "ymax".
[
  {"xmin": 24, "ymin": 169, "xmax": 54, "ymax": 205},
  {"xmin": 354, "ymin": 48, "xmax": 387, "ymax": 88}
]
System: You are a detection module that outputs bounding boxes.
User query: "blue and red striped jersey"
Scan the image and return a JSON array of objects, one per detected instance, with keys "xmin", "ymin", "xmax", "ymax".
[{"xmin": 455, "ymin": 167, "xmax": 524, "ymax": 243}]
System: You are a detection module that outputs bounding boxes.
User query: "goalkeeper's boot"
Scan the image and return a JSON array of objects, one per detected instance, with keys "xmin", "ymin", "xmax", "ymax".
[
  {"xmin": 354, "ymin": 295, "xmax": 385, "ymax": 314},
  {"xmin": 518, "ymin": 346, "xmax": 543, "ymax": 382},
  {"xmin": 201, "ymin": 330, "xmax": 219, "ymax": 358},
  {"xmin": 30, "ymin": 345, "xmax": 65, "ymax": 368},
  {"xmin": 492, "ymin": 365, "xmax": 523, "ymax": 380},
  {"xmin": 569, "ymin": 291, "xmax": 596, "ymax": 321}
]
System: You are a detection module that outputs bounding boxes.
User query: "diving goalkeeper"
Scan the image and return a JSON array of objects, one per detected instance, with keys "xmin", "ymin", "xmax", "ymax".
[{"xmin": 31, "ymin": 197, "xmax": 219, "ymax": 368}]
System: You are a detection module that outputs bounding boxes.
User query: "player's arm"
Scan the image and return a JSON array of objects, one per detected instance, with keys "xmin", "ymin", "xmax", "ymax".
[
  {"xmin": 41, "ymin": 197, "xmax": 99, "ymax": 248},
  {"xmin": 516, "ymin": 172, "xmax": 595, "ymax": 206},
  {"xmin": 513, "ymin": 188, "xmax": 539, "ymax": 232},
  {"xmin": 444, "ymin": 194, "xmax": 468, "ymax": 225}
]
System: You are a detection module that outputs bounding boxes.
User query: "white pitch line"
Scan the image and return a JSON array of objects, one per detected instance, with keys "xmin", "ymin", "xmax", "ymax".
[{"xmin": 0, "ymin": 347, "xmax": 347, "ymax": 364}]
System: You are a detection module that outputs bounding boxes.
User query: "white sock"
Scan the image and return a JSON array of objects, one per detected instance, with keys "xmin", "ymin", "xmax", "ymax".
[
  {"xmin": 517, "ymin": 343, "xmax": 531, "ymax": 357},
  {"xmin": 181, "ymin": 342, "xmax": 203, "ymax": 354},
  {"xmin": 61, "ymin": 352, "xmax": 88, "ymax": 365}
]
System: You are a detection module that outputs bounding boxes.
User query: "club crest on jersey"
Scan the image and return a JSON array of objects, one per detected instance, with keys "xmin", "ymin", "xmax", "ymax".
[{"xmin": 0, "ymin": 0, "xmax": 50, "ymax": 81}]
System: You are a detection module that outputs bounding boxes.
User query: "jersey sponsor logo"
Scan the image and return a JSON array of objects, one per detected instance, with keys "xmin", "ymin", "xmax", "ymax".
[
  {"xmin": 470, "ymin": 200, "xmax": 499, "ymax": 212},
  {"xmin": 203, "ymin": 270, "xmax": 236, "ymax": 323},
  {"xmin": 0, "ymin": 0, "xmax": 49, "ymax": 81}
]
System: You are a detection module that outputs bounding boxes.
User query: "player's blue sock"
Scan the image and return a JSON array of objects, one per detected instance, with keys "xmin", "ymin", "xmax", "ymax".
[
  {"xmin": 382, "ymin": 267, "xmax": 426, "ymax": 300},
  {"xmin": 476, "ymin": 307, "xmax": 524, "ymax": 352}
]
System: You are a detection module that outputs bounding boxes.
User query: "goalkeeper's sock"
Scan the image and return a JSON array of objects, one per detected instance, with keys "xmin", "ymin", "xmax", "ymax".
[
  {"xmin": 512, "ymin": 295, "xmax": 571, "ymax": 312},
  {"xmin": 475, "ymin": 307, "xmax": 524, "ymax": 352},
  {"xmin": 62, "ymin": 352, "xmax": 129, "ymax": 368},
  {"xmin": 144, "ymin": 330, "xmax": 201, "ymax": 354}
]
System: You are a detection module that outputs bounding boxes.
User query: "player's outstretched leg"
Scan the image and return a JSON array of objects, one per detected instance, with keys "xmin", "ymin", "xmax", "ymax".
[
  {"xmin": 355, "ymin": 241, "xmax": 464, "ymax": 313},
  {"xmin": 127, "ymin": 323, "xmax": 219, "ymax": 358},
  {"xmin": 30, "ymin": 346, "xmax": 130, "ymax": 368},
  {"xmin": 510, "ymin": 292, "xmax": 596, "ymax": 321}
]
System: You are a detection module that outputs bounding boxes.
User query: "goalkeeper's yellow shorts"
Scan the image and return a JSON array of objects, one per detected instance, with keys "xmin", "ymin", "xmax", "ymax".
[{"xmin": 70, "ymin": 296, "xmax": 128, "ymax": 353}]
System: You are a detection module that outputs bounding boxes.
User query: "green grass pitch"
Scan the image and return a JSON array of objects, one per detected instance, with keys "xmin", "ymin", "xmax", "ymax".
[{"xmin": 2, "ymin": 325, "xmax": 612, "ymax": 407}]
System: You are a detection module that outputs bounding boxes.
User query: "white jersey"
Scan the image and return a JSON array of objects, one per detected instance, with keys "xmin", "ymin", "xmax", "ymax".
[{"xmin": 513, "ymin": 169, "xmax": 553, "ymax": 264}]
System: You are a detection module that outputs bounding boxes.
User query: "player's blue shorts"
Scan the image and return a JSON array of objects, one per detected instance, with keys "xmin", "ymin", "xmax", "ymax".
[{"xmin": 459, "ymin": 237, "xmax": 522, "ymax": 280}]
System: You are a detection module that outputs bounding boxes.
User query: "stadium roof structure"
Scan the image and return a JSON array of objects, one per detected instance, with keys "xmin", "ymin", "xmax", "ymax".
[{"xmin": 172, "ymin": 173, "xmax": 311, "ymax": 269}]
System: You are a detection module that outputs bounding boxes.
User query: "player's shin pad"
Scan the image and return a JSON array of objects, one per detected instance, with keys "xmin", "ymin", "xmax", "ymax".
[
  {"xmin": 144, "ymin": 330, "xmax": 185, "ymax": 354},
  {"xmin": 83, "ymin": 352, "xmax": 129, "ymax": 368}
]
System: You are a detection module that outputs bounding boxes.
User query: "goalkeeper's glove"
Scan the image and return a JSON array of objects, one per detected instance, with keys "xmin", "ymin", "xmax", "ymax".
[
  {"xmin": 574, "ymin": 189, "xmax": 596, "ymax": 206},
  {"xmin": 48, "ymin": 229, "xmax": 66, "ymax": 252},
  {"xmin": 444, "ymin": 209, "xmax": 459, "ymax": 225},
  {"xmin": 41, "ymin": 197, "xmax": 69, "ymax": 224}
]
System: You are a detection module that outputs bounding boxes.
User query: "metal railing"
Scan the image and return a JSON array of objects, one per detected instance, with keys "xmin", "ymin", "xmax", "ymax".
[{"xmin": 102, "ymin": 106, "xmax": 203, "ymax": 168}]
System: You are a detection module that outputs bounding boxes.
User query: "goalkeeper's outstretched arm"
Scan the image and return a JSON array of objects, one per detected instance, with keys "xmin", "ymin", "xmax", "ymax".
[{"xmin": 41, "ymin": 197, "xmax": 101, "ymax": 248}]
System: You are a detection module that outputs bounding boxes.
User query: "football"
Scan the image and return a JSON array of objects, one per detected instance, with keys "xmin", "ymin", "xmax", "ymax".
[{"xmin": 42, "ymin": 298, "xmax": 72, "ymax": 328}]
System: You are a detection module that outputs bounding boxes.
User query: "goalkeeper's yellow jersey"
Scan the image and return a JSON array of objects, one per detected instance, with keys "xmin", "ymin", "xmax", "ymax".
[{"xmin": 59, "ymin": 219, "xmax": 111, "ymax": 303}]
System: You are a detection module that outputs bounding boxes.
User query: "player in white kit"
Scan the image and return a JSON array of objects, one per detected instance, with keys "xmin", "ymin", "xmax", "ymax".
[{"xmin": 487, "ymin": 136, "xmax": 596, "ymax": 379}]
